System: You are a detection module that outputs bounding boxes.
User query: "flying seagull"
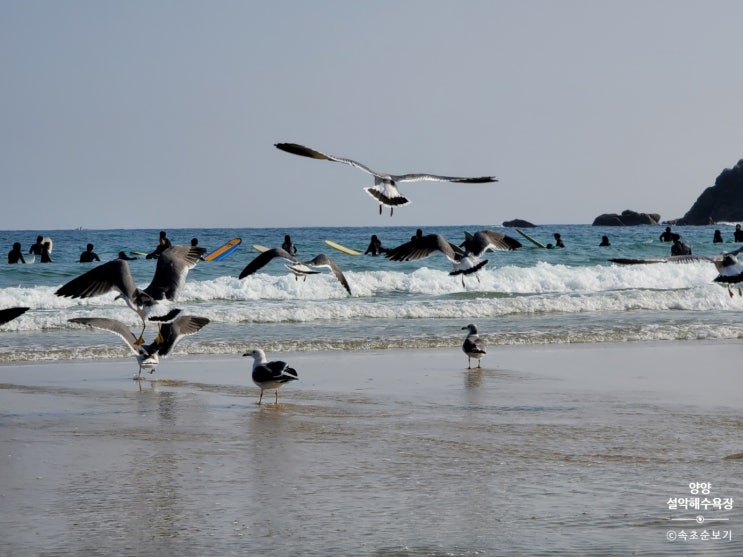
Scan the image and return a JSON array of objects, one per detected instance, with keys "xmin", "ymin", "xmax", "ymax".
[
  {"xmin": 609, "ymin": 246, "xmax": 743, "ymax": 296},
  {"xmin": 238, "ymin": 247, "xmax": 352, "ymax": 295},
  {"xmin": 462, "ymin": 323, "xmax": 487, "ymax": 368},
  {"xmin": 0, "ymin": 307, "xmax": 30, "ymax": 326},
  {"xmin": 275, "ymin": 142, "xmax": 497, "ymax": 216},
  {"xmin": 56, "ymin": 245, "xmax": 206, "ymax": 339},
  {"xmin": 385, "ymin": 230, "xmax": 519, "ymax": 285},
  {"xmin": 243, "ymin": 348, "xmax": 298, "ymax": 404},
  {"xmin": 69, "ymin": 311, "xmax": 210, "ymax": 378}
]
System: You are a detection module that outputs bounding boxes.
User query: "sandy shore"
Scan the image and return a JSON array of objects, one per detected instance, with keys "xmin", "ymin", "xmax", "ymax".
[{"xmin": 1, "ymin": 341, "xmax": 742, "ymax": 556}]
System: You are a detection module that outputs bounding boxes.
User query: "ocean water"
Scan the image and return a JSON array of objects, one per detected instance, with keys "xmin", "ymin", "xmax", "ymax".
[{"xmin": 1, "ymin": 223, "xmax": 742, "ymax": 363}]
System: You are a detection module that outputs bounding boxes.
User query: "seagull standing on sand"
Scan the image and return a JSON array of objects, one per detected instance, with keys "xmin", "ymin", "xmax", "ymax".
[
  {"xmin": 239, "ymin": 248, "xmax": 352, "ymax": 295},
  {"xmin": 462, "ymin": 324, "xmax": 487, "ymax": 368},
  {"xmin": 56, "ymin": 245, "xmax": 206, "ymax": 339},
  {"xmin": 385, "ymin": 230, "xmax": 520, "ymax": 285},
  {"xmin": 0, "ymin": 307, "xmax": 30, "ymax": 326},
  {"xmin": 275, "ymin": 142, "xmax": 498, "ymax": 216},
  {"xmin": 69, "ymin": 310, "xmax": 210, "ymax": 378},
  {"xmin": 243, "ymin": 348, "xmax": 298, "ymax": 404}
]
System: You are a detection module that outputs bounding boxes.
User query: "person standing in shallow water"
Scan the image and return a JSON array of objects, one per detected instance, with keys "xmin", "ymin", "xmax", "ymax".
[
  {"xmin": 553, "ymin": 233, "xmax": 565, "ymax": 248},
  {"xmin": 40, "ymin": 241, "xmax": 52, "ymax": 263},
  {"xmin": 713, "ymin": 230, "xmax": 723, "ymax": 244},
  {"xmin": 599, "ymin": 235, "xmax": 611, "ymax": 247},
  {"xmin": 79, "ymin": 243, "xmax": 100, "ymax": 263},
  {"xmin": 29, "ymin": 236, "xmax": 44, "ymax": 256},
  {"xmin": 8, "ymin": 242, "xmax": 26, "ymax": 264},
  {"xmin": 365, "ymin": 235, "xmax": 387, "ymax": 255}
]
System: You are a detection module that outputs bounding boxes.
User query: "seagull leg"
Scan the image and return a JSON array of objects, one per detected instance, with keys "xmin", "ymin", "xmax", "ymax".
[
  {"xmin": 135, "ymin": 319, "xmax": 146, "ymax": 345},
  {"xmin": 390, "ymin": 207, "xmax": 394, "ymax": 217},
  {"xmin": 275, "ymin": 389, "xmax": 279, "ymax": 405},
  {"xmin": 478, "ymin": 359, "xmax": 482, "ymax": 368},
  {"xmin": 257, "ymin": 390, "xmax": 264, "ymax": 405},
  {"xmin": 467, "ymin": 356, "xmax": 471, "ymax": 369},
  {"xmin": 379, "ymin": 204, "xmax": 382, "ymax": 215}
]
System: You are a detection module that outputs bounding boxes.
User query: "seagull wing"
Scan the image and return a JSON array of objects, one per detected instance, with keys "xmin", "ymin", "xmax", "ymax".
[
  {"xmin": 0, "ymin": 307, "xmax": 29, "ymax": 326},
  {"xmin": 68, "ymin": 317, "xmax": 141, "ymax": 354},
  {"xmin": 275, "ymin": 143, "xmax": 381, "ymax": 178},
  {"xmin": 239, "ymin": 248, "xmax": 299, "ymax": 279},
  {"xmin": 148, "ymin": 308, "xmax": 183, "ymax": 322},
  {"xmin": 55, "ymin": 259, "xmax": 137, "ymax": 300},
  {"xmin": 150, "ymin": 315, "xmax": 210, "ymax": 357},
  {"xmin": 385, "ymin": 234, "xmax": 462, "ymax": 263},
  {"xmin": 463, "ymin": 336, "xmax": 487, "ymax": 355},
  {"xmin": 144, "ymin": 245, "xmax": 206, "ymax": 301},
  {"xmin": 391, "ymin": 173, "xmax": 497, "ymax": 183},
  {"xmin": 253, "ymin": 360, "xmax": 298, "ymax": 383},
  {"xmin": 467, "ymin": 230, "xmax": 522, "ymax": 256},
  {"xmin": 304, "ymin": 254, "xmax": 352, "ymax": 295}
]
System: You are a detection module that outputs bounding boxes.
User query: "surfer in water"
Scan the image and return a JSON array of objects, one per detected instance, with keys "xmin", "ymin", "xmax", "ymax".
[
  {"xmin": 147, "ymin": 231, "xmax": 172, "ymax": 259},
  {"xmin": 281, "ymin": 235, "xmax": 297, "ymax": 255},
  {"xmin": 553, "ymin": 233, "xmax": 565, "ymax": 248},
  {"xmin": 599, "ymin": 235, "xmax": 611, "ymax": 247}
]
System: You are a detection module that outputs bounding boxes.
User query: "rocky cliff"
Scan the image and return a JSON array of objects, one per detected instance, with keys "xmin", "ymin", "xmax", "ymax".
[{"xmin": 676, "ymin": 159, "xmax": 743, "ymax": 225}]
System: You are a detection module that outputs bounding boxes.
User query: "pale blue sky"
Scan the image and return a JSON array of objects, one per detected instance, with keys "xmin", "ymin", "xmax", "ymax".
[{"xmin": 2, "ymin": 1, "xmax": 742, "ymax": 230}]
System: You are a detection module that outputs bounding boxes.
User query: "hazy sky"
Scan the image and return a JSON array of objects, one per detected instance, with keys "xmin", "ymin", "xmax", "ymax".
[{"xmin": 2, "ymin": 1, "xmax": 742, "ymax": 230}]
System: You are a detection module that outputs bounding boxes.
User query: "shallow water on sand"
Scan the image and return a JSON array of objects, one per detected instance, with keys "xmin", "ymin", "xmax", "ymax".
[{"xmin": 1, "ymin": 343, "xmax": 742, "ymax": 556}]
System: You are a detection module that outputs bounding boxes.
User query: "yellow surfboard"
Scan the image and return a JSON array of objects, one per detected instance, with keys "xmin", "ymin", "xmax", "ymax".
[
  {"xmin": 324, "ymin": 239, "xmax": 361, "ymax": 256},
  {"xmin": 204, "ymin": 238, "xmax": 242, "ymax": 261}
]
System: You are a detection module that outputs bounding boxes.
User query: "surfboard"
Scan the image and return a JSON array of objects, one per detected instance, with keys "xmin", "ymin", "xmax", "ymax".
[
  {"xmin": 324, "ymin": 239, "xmax": 361, "ymax": 256},
  {"xmin": 42, "ymin": 236, "xmax": 53, "ymax": 254},
  {"xmin": 204, "ymin": 238, "xmax": 242, "ymax": 262},
  {"xmin": 515, "ymin": 228, "xmax": 546, "ymax": 249},
  {"xmin": 130, "ymin": 251, "xmax": 148, "ymax": 257},
  {"xmin": 25, "ymin": 256, "xmax": 35, "ymax": 264},
  {"xmin": 253, "ymin": 244, "xmax": 270, "ymax": 253}
]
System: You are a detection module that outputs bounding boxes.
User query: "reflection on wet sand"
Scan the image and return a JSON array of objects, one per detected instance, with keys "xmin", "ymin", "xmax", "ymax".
[{"xmin": 1, "ymin": 345, "xmax": 742, "ymax": 555}]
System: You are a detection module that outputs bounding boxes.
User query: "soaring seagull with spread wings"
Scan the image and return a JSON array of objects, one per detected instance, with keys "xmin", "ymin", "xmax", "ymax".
[
  {"xmin": 275, "ymin": 142, "xmax": 498, "ymax": 216},
  {"xmin": 238, "ymin": 247, "xmax": 352, "ymax": 295},
  {"xmin": 69, "ymin": 311, "xmax": 210, "ymax": 378},
  {"xmin": 56, "ymin": 245, "xmax": 206, "ymax": 339},
  {"xmin": 385, "ymin": 230, "xmax": 520, "ymax": 285}
]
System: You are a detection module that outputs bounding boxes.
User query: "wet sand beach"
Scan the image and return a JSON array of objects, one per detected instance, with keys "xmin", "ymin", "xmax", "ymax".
[{"xmin": 1, "ymin": 342, "xmax": 742, "ymax": 556}]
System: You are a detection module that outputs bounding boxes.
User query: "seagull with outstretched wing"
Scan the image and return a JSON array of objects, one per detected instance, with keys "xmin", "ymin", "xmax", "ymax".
[{"xmin": 275, "ymin": 142, "xmax": 497, "ymax": 216}]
